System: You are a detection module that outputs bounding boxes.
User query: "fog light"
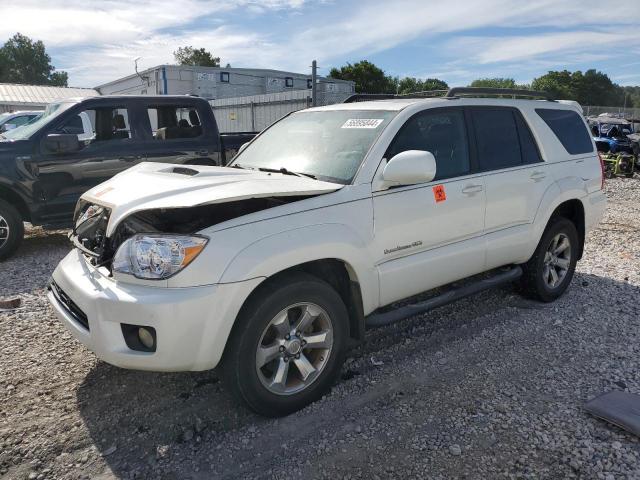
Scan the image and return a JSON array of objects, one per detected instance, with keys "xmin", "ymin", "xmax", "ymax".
[{"xmin": 138, "ymin": 327, "xmax": 155, "ymax": 349}]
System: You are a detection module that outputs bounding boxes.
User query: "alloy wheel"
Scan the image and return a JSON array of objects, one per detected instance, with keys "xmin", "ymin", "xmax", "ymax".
[
  {"xmin": 256, "ymin": 302, "xmax": 333, "ymax": 396},
  {"xmin": 542, "ymin": 232, "xmax": 571, "ymax": 289},
  {"xmin": 0, "ymin": 214, "xmax": 9, "ymax": 250}
]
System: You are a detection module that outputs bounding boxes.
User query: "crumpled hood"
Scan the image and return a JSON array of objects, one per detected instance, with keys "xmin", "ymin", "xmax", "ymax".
[{"xmin": 81, "ymin": 162, "xmax": 342, "ymax": 235}]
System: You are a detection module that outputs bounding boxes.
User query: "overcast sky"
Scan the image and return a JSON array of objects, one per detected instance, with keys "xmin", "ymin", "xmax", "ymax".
[{"xmin": 1, "ymin": 0, "xmax": 639, "ymax": 88}]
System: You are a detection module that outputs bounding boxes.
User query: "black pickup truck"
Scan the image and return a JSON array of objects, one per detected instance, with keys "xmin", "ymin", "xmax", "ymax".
[{"xmin": 0, "ymin": 95, "xmax": 255, "ymax": 260}]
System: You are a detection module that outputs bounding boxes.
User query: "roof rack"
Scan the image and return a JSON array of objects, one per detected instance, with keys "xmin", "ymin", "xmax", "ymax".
[
  {"xmin": 445, "ymin": 87, "xmax": 554, "ymax": 101},
  {"xmin": 342, "ymin": 87, "xmax": 554, "ymax": 104},
  {"xmin": 343, "ymin": 90, "xmax": 448, "ymax": 103}
]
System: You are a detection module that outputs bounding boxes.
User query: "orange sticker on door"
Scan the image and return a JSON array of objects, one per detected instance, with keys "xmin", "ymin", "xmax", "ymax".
[{"xmin": 432, "ymin": 184, "xmax": 446, "ymax": 203}]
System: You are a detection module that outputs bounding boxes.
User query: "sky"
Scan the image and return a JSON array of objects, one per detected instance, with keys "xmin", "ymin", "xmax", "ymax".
[{"xmin": 1, "ymin": 0, "xmax": 639, "ymax": 88}]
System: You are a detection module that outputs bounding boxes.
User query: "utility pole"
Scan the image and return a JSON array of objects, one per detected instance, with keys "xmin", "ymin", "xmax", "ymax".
[{"xmin": 311, "ymin": 60, "xmax": 318, "ymax": 107}]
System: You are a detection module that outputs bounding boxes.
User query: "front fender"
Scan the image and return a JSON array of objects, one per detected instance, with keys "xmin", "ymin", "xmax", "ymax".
[{"xmin": 219, "ymin": 223, "xmax": 379, "ymax": 315}]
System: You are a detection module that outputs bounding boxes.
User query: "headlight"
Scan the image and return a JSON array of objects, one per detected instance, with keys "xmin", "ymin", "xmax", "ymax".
[
  {"xmin": 112, "ymin": 234, "xmax": 208, "ymax": 280},
  {"xmin": 76, "ymin": 204, "xmax": 104, "ymax": 228}
]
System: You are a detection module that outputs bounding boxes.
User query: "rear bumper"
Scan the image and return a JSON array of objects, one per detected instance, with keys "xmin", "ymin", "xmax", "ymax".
[
  {"xmin": 48, "ymin": 249, "xmax": 262, "ymax": 371},
  {"xmin": 585, "ymin": 190, "xmax": 607, "ymax": 233}
]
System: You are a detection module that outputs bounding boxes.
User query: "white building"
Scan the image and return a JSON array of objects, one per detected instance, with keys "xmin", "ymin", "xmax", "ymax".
[
  {"xmin": 95, "ymin": 65, "xmax": 354, "ymax": 100},
  {"xmin": 0, "ymin": 84, "xmax": 99, "ymax": 113}
]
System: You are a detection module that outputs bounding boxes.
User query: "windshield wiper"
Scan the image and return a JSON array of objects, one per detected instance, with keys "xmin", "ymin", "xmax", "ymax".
[{"xmin": 257, "ymin": 167, "xmax": 316, "ymax": 179}]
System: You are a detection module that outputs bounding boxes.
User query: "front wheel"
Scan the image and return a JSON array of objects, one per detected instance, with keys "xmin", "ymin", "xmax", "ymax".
[
  {"xmin": 0, "ymin": 199, "xmax": 24, "ymax": 261},
  {"xmin": 223, "ymin": 273, "xmax": 348, "ymax": 417},
  {"xmin": 519, "ymin": 218, "xmax": 579, "ymax": 302}
]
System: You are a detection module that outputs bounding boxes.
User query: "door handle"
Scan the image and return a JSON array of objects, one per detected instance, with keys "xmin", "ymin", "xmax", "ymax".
[
  {"xmin": 530, "ymin": 171, "xmax": 546, "ymax": 181},
  {"xmin": 197, "ymin": 149, "xmax": 209, "ymax": 156},
  {"xmin": 461, "ymin": 184, "xmax": 483, "ymax": 195}
]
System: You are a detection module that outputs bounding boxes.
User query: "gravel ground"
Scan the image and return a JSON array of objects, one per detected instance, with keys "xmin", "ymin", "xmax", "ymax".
[{"xmin": 1, "ymin": 178, "xmax": 640, "ymax": 480}]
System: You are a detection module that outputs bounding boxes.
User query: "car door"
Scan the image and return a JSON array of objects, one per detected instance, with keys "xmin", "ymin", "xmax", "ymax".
[
  {"xmin": 140, "ymin": 102, "xmax": 222, "ymax": 166},
  {"xmin": 33, "ymin": 104, "xmax": 144, "ymax": 223},
  {"xmin": 372, "ymin": 107, "xmax": 487, "ymax": 307},
  {"xmin": 469, "ymin": 107, "xmax": 553, "ymax": 269}
]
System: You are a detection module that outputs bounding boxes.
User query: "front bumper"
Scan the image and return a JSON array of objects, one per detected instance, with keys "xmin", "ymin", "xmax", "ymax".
[{"xmin": 48, "ymin": 249, "xmax": 263, "ymax": 371}]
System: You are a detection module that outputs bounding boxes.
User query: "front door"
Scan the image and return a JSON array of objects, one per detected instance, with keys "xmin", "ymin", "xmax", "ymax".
[
  {"xmin": 33, "ymin": 104, "xmax": 143, "ymax": 224},
  {"xmin": 372, "ymin": 108, "xmax": 487, "ymax": 307}
]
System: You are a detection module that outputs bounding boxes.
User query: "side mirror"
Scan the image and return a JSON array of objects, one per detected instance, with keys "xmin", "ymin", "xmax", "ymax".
[
  {"xmin": 382, "ymin": 150, "xmax": 437, "ymax": 187},
  {"xmin": 43, "ymin": 133, "xmax": 80, "ymax": 154},
  {"xmin": 238, "ymin": 142, "xmax": 250, "ymax": 155}
]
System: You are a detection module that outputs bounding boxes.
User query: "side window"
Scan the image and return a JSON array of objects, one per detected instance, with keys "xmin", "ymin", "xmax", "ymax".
[
  {"xmin": 515, "ymin": 113, "xmax": 542, "ymax": 164},
  {"xmin": 147, "ymin": 106, "xmax": 203, "ymax": 140},
  {"xmin": 387, "ymin": 109, "xmax": 470, "ymax": 181},
  {"xmin": 12, "ymin": 115, "xmax": 32, "ymax": 127},
  {"xmin": 54, "ymin": 107, "xmax": 130, "ymax": 147},
  {"xmin": 536, "ymin": 108, "xmax": 593, "ymax": 155},
  {"xmin": 472, "ymin": 108, "xmax": 522, "ymax": 171}
]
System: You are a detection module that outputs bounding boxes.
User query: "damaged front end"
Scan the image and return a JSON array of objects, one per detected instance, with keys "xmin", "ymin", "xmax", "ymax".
[{"xmin": 72, "ymin": 196, "xmax": 310, "ymax": 275}]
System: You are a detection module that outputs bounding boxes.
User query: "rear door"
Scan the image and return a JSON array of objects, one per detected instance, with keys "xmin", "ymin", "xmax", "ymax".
[
  {"xmin": 469, "ymin": 107, "xmax": 552, "ymax": 269},
  {"xmin": 140, "ymin": 101, "xmax": 222, "ymax": 166},
  {"xmin": 372, "ymin": 107, "xmax": 487, "ymax": 306}
]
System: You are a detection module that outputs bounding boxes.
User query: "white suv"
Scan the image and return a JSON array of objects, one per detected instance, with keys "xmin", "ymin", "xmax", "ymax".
[{"xmin": 48, "ymin": 89, "xmax": 606, "ymax": 416}]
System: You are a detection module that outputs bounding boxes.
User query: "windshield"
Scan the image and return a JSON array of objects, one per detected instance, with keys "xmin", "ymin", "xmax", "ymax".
[
  {"xmin": 0, "ymin": 102, "xmax": 76, "ymax": 140},
  {"xmin": 231, "ymin": 110, "xmax": 396, "ymax": 184}
]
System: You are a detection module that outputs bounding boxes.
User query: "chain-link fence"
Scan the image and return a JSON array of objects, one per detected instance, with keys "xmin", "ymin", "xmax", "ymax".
[
  {"xmin": 210, "ymin": 89, "xmax": 352, "ymax": 133},
  {"xmin": 583, "ymin": 105, "xmax": 640, "ymax": 119}
]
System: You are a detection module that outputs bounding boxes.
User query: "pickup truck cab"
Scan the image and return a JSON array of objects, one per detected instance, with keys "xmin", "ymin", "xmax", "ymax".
[
  {"xmin": 49, "ymin": 89, "xmax": 606, "ymax": 416},
  {"xmin": 0, "ymin": 95, "xmax": 254, "ymax": 260},
  {"xmin": 0, "ymin": 110, "xmax": 42, "ymax": 133}
]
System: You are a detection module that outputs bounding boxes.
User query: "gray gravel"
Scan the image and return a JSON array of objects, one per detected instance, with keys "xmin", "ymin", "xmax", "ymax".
[{"xmin": 1, "ymin": 178, "xmax": 640, "ymax": 480}]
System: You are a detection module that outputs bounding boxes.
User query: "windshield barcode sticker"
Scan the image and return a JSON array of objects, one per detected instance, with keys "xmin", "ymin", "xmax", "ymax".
[{"xmin": 341, "ymin": 119, "xmax": 384, "ymax": 129}]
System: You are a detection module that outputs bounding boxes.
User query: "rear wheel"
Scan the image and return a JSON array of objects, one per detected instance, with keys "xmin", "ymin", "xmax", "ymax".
[
  {"xmin": 519, "ymin": 218, "xmax": 578, "ymax": 302},
  {"xmin": 223, "ymin": 273, "xmax": 348, "ymax": 416},
  {"xmin": 0, "ymin": 199, "xmax": 24, "ymax": 261}
]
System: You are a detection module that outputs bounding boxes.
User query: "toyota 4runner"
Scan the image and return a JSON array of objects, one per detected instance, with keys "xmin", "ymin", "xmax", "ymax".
[{"xmin": 48, "ymin": 88, "xmax": 607, "ymax": 416}]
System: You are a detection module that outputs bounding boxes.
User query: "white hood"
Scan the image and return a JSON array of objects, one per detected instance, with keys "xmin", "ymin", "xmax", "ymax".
[{"xmin": 81, "ymin": 162, "xmax": 342, "ymax": 235}]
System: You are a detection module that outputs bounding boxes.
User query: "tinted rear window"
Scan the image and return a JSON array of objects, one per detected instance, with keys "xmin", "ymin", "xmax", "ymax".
[{"xmin": 536, "ymin": 108, "xmax": 593, "ymax": 155}]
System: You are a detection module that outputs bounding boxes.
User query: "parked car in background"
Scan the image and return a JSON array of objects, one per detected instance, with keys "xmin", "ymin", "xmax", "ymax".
[
  {"xmin": 48, "ymin": 88, "xmax": 606, "ymax": 416},
  {"xmin": 0, "ymin": 110, "xmax": 42, "ymax": 133},
  {"xmin": 0, "ymin": 95, "xmax": 256, "ymax": 260},
  {"xmin": 588, "ymin": 115, "xmax": 635, "ymax": 154}
]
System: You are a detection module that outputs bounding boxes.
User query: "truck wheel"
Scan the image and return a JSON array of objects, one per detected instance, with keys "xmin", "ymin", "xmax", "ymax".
[
  {"xmin": 519, "ymin": 218, "xmax": 578, "ymax": 302},
  {"xmin": 0, "ymin": 199, "xmax": 24, "ymax": 261},
  {"xmin": 223, "ymin": 273, "xmax": 348, "ymax": 417}
]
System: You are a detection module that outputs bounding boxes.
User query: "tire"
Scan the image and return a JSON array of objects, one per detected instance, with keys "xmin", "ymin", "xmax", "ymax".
[
  {"xmin": 223, "ymin": 272, "xmax": 349, "ymax": 417},
  {"xmin": 519, "ymin": 217, "xmax": 579, "ymax": 302},
  {"xmin": 0, "ymin": 199, "xmax": 24, "ymax": 261}
]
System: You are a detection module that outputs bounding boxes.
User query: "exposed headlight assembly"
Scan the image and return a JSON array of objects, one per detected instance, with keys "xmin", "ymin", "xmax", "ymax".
[
  {"xmin": 112, "ymin": 234, "xmax": 208, "ymax": 280},
  {"xmin": 76, "ymin": 204, "xmax": 105, "ymax": 229}
]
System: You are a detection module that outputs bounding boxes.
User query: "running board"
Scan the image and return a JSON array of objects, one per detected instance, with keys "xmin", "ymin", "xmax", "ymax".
[{"xmin": 365, "ymin": 266, "xmax": 523, "ymax": 328}]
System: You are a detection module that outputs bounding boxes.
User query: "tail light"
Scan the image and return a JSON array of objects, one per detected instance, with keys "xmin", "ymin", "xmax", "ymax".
[{"xmin": 598, "ymin": 152, "xmax": 605, "ymax": 189}]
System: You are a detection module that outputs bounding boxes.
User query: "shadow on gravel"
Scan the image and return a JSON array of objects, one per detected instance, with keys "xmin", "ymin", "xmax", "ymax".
[
  {"xmin": 76, "ymin": 362, "xmax": 259, "ymax": 478},
  {"xmin": 73, "ymin": 271, "xmax": 640, "ymax": 478}
]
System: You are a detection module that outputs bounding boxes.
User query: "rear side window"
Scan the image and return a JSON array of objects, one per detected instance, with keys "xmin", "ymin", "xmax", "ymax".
[
  {"xmin": 147, "ymin": 106, "xmax": 203, "ymax": 140},
  {"xmin": 536, "ymin": 108, "xmax": 593, "ymax": 155},
  {"xmin": 472, "ymin": 108, "xmax": 522, "ymax": 171},
  {"xmin": 515, "ymin": 114, "xmax": 542, "ymax": 164},
  {"xmin": 387, "ymin": 109, "xmax": 470, "ymax": 180}
]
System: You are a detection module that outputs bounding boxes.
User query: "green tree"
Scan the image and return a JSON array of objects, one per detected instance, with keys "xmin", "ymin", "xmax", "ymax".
[
  {"xmin": 469, "ymin": 78, "xmax": 524, "ymax": 89},
  {"xmin": 329, "ymin": 60, "xmax": 397, "ymax": 94},
  {"xmin": 397, "ymin": 77, "xmax": 448, "ymax": 94},
  {"xmin": 532, "ymin": 69, "xmax": 628, "ymax": 106},
  {"xmin": 173, "ymin": 46, "xmax": 220, "ymax": 67},
  {"xmin": 531, "ymin": 70, "xmax": 573, "ymax": 99},
  {"xmin": 0, "ymin": 33, "xmax": 68, "ymax": 86}
]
